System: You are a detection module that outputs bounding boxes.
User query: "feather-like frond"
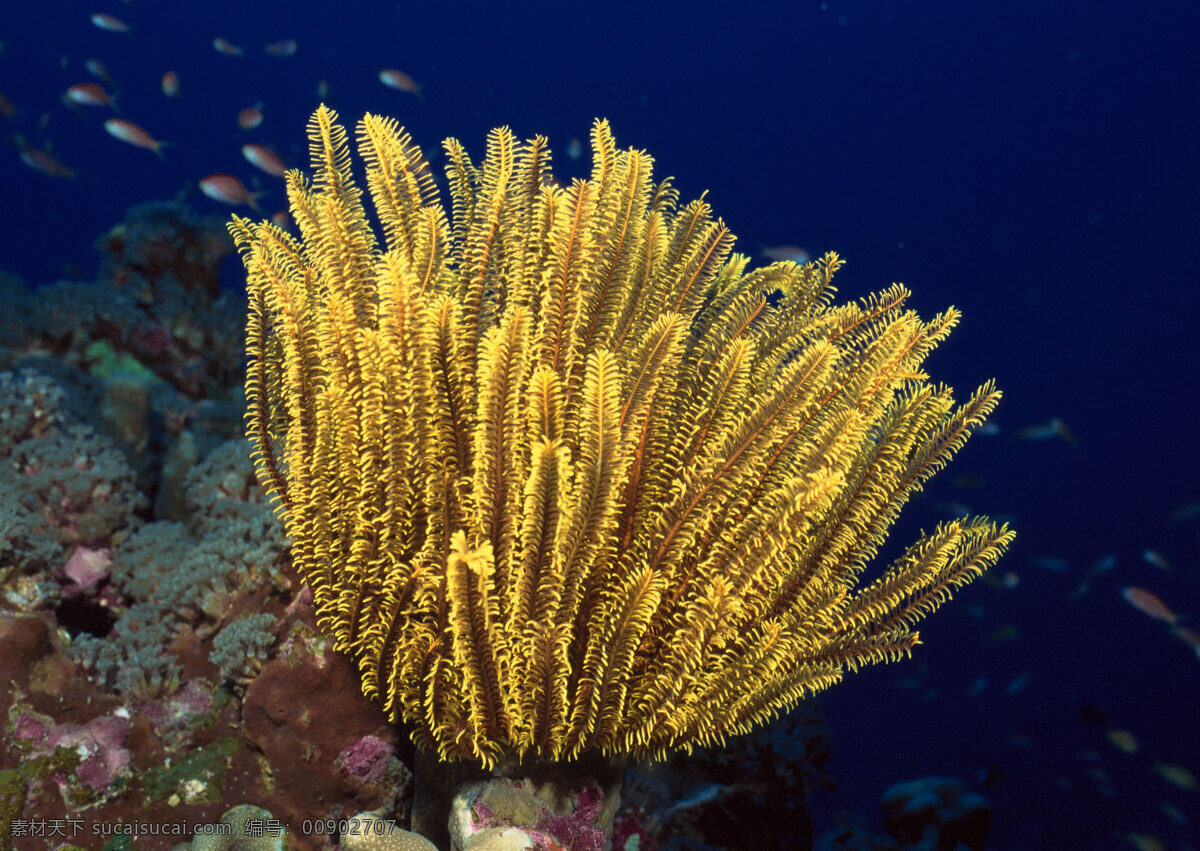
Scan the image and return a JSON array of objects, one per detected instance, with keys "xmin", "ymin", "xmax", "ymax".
[{"xmin": 235, "ymin": 108, "xmax": 1013, "ymax": 767}]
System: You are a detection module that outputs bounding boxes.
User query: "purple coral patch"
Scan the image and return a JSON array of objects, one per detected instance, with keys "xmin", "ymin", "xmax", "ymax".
[
  {"xmin": 37, "ymin": 714, "xmax": 132, "ymax": 791},
  {"xmin": 337, "ymin": 734, "xmax": 394, "ymax": 785},
  {"xmin": 534, "ymin": 786, "xmax": 606, "ymax": 851},
  {"xmin": 14, "ymin": 713, "xmax": 49, "ymax": 743},
  {"xmin": 535, "ymin": 812, "xmax": 604, "ymax": 851},
  {"xmin": 575, "ymin": 784, "xmax": 604, "ymax": 822},
  {"xmin": 60, "ymin": 545, "xmax": 112, "ymax": 596}
]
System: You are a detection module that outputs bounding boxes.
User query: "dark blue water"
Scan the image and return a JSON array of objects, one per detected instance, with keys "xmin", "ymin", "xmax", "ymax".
[{"xmin": 3, "ymin": 1, "xmax": 1198, "ymax": 847}]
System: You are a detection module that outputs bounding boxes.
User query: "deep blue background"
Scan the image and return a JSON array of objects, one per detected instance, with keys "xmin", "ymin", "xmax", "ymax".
[{"xmin": 3, "ymin": 1, "xmax": 1198, "ymax": 847}]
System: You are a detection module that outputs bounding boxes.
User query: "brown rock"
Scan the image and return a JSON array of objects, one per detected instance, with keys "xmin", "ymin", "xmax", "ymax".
[{"xmin": 239, "ymin": 625, "xmax": 401, "ymax": 827}]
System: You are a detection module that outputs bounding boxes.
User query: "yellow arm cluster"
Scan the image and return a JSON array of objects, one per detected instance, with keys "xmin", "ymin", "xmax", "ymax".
[{"xmin": 233, "ymin": 106, "xmax": 1014, "ymax": 767}]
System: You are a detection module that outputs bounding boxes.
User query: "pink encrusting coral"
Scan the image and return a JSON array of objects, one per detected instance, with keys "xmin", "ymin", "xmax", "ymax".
[
  {"xmin": 338, "ymin": 734, "xmax": 396, "ymax": 785},
  {"xmin": 532, "ymin": 784, "xmax": 606, "ymax": 851},
  {"xmin": 59, "ymin": 545, "xmax": 112, "ymax": 596},
  {"xmin": 16, "ymin": 710, "xmax": 132, "ymax": 792}
]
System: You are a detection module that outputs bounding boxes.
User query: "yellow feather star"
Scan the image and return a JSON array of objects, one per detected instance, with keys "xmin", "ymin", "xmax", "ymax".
[{"xmin": 232, "ymin": 106, "xmax": 1015, "ymax": 767}]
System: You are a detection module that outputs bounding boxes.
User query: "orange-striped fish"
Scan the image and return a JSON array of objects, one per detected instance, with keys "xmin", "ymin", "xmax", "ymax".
[
  {"xmin": 66, "ymin": 82, "xmax": 120, "ymax": 111},
  {"xmin": 104, "ymin": 118, "xmax": 168, "ymax": 158},
  {"xmin": 13, "ymin": 135, "xmax": 75, "ymax": 179},
  {"xmin": 91, "ymin": 13, "xmax": 130, "ymax": 33},
  {"xmin": 264, "ymin": 39, "xmax": 298, "ymax": 57},
  {"xmin": 1106, "ymin": 729, "xmax": 1138, "ymax": 754},
  {"xmin": 1121, "ymin": 587, "xmax": 1178, "ymax": 625},
  {"xmin": 19, "ymin": 146, "xmax": 76, "ymax": 179},
  {"xmin": 237, "ymin": 107, "xmax": 263, "ymax": 131},
  {"xmin": 199, "ymin": 173, "xmax": 264, "ymax": 212},
  {"xmin": 85, "ymin": 59, "xmax": 115, "ymax": 85},
  {"xmin": 212, "ymin": 37, "xmax": 244, "ymax": 57},
  {"xmin": 1154, "ymin": 762, "xmax": 1197, "ymax": 790},
  {"xmin": 1126, "ymin": 834, "xmax": 1165, "ymax": 851},
  {"xmin": 1141, "ymin": 549, "xmax": 1172, "ymax": 572},
  {"xmin": 379, "ymin": 69, "xmax": 423, "ymax": 100},
  {"xmin": 1018, "ymin": 417, "xmax": 1077, "ymax": 449},
  {"xmin": 242, "ymin": 143, "xmax": 286, "ymax": 178},
  {"xmin": 1171, "ymin": 624, "xmax": 1200, "ymax": 658}
]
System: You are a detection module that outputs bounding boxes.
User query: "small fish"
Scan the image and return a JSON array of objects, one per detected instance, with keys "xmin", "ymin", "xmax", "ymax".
[
  {"xmin": 1154, "ymin": 761, "xmax": 1197, "ymax": 790},
  {"xmin": 975, "ymin": 421, "xmax": 1001, "ymax": 436},
  {"xmin": 85, "ymin": 59, "xmax": 115, "ymax": 85},
  {"xmin": 1089, "ymin": 554, "xmax": 1117, "ymax": 575},
  {"xmin": 1106, "ymin": 729, "xmax": 1138, "ymax": 754},
  {"xmin": 91, "ymin": 13, "xmax": 130, "ymax": 33},
  {"xmin": 13, "ymin": 136, "xmax": 75, "ymax": 178},
  {"xmin": 982, "ymin": 571, "xmax": 1019, "ymax": 590},
  {"xmin": 213, "ymin": 37, "xmax": 244, "ymax": 57},
  {"xmin": 1141, "ymin": 549, "xmax": 1171, "ymax": 572},
  {"xmin": 379, "ymin": 68, "xmax": 423, "ymax": 100},
  {"xmin": 199, "ymin": 173, "xmax": 264, "ymax": 212},
  {"xmin": 982, "ymin": 624, "xmax": 1020, "ymax": 645},
  {"xmin": 316, "ymin": 79, "xmax": 332, "ymax": 100},
  {"xmin": 1159, "ymin": 802, "xmax": 1187, "ymax": 825},
  {"xmin": 962, "ymin": 603, "xmax": 987, "ymax": 620},
  {"xmin": 242, "ymin": 143, "xmax": 286, "ymax": 177},
  {"xmin": 967, "ymin": 675, "xmax": 988, "ymax": 697},
  {"xmin": 1067, "ymin": 580, "xmax": 1090, "ymax": 601},
  {"xmin": 161, "ymin": 70, "xmax": 180, "ymax": 98},
  {"xmin": 1167, "ymin": 499, "xmax": 1200, "ymax": 522},
  {"xmin": 1032, "ymin": 555, "xmax": 1069, "ymax": 572},
  {"xmin": 264, "ymin": 39, "xmax": 298, "ymax": 57},
  {"xmin": 237, "ymin": 107, "xmax": 263, "ymax": 131},
  {"xmin": 662, "ymin": 782, "xmax": 734, "ymax": 816},
  {"xmin": 1170, "ymin": 624, "xmax": 1200, "ymax": 657},
  {"xmin": 1017, "ymin": 417, "xmax": 1077, "ymax": 449},
  {"xmin": 1125, "ymin": 834, "xmax": 1164, "ymax": 851},
  {"xmin": 1121, "ymin": 587, "xmax": 1177, "ymax": 625},
  {"xmin": 762, "ymin": 244, "xmax": 811, "ymax": 264},
  {"xmin": 104, "ymin": 118, "xmax": 168, "ymax": 158},
  {"xmin": 1006, "ymin": 671, "xmax": 1031, "ymax": 695},
  {"xmin": 566, "ymin": 137, "xmax": 583, "ymax": 160},
  {"xmin": 65, "ymin": 82, "xmax": 119, "ymax": 111},
  {"xmin": 0, "ymin": 91, "xmax": 15, "ymax": 120},
  {"xmin": 934, "ymin": 501, "xmax": 972, "ymax": 518},
  {"xmin": 270, "ymin": 210, "xmax": 290, "ymax": 229}
]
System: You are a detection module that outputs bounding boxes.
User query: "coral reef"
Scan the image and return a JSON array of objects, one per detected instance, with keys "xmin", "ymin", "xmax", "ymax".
[
  {"xmin": 210, "ymin": 613, "xmax": 278, "ymax": 682},
  {"xmin": 5, "ymin": 202, "xmax": 242, "ymax": 400},
  {"xmin": 0, "ymin": 200, "xmax": 415, "ymax": 849},
  {"xmin": 2, "ymin": 423, "xmax": 143, "ymax": 549},
  {"xmin": 449, "ymin": 773, "xmax": 616, "ymax": 851}
]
